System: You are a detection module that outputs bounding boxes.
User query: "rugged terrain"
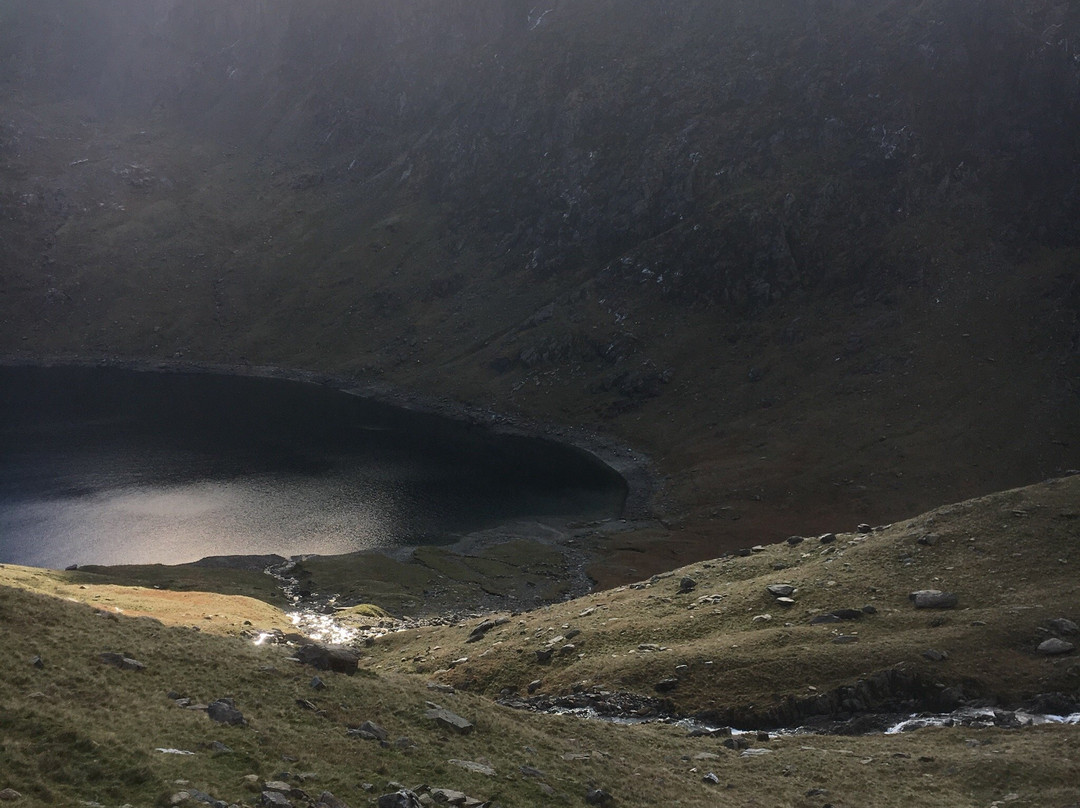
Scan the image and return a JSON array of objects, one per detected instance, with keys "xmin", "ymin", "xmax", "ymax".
[
  {"xmin": 1, "ymin": 0, "xmax": 1079, "ymax": 578},
  {"xmin": 1, "ymin": 476, "xmax": 1078, "ymax": 806}
]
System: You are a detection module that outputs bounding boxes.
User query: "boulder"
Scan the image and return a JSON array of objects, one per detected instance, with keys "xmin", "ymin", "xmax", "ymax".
[
  {"xmin": 261, "ymin": 791, "xmax": 293, "ymax": 807},
  {"xmin": 585, "ymin": 789, "xmax": 613, "ymax": 806},
  {"xmin": 1048, "ymin": 618, "xmax": 1079, "ymax": 636},
  {"xmin": 207, "ymin": 698, "xmax": 245, "ymax": 725},
  {"xmin": 295, "ymin": 644, "xmax": 359, "ymax": 675},
  {"xmin": 1037, "ymin": 638, "xmax": 1075, "ymax": 656},
  {"xmin": 766, "ymin": 584, "xmax": 795, "ymax": 598},
  {"xmin": 678, "ymin": 577, "xmax": 697, "ymax": 593},
  {"xmin": 315, "ymin": 792, "xmax": 350, "ymax": 808},
  {"xmin": 346, "ymin": 721, "xmax": 388, "ymax": 742},
  {"xmin": 909, "ymin": 590, "xmax": 959, "ymax": 609},
  {"xmin": 425, "ymin": 707, "xmax": 474, "ymax": 734},
  {"xmin": 377, "ymin": 791, "xmax": 422, "ymax": 808}
]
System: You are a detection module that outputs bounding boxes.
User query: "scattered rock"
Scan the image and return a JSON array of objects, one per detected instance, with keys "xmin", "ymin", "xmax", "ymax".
[
  {"xmin": 520, "ymin": 765, "xmax": 546, "ymax": 778},
  {"xmin": 857, "ymin": 523, "xmax": 872, "ymax": 533},
  {"xmin": 559, "ymin": 643, "xmax": 576, "ymax": 656},
  {"xmin": 776, "ymin": 597, "xmax": 796, "ymax": 607},
  {"xmin": 295, "ymin": 644, "xmax": 359, "ymax": 675},
  {"xmin": 862, "ymin": 604, "xmax": 878, "ymax": 615},
  {"xmin": 100, "ymin": 652, "xmax": 146, "ymax": 671},
  {"xmin": 786, "ymin": 536, "xmax": 804, "ymax": 545},
  {"xmin": 1048, "ymin": 618, "xmax": 1079, "ymax": 636},
  {"xmin": 448, "ymin": 759, "xmax": 496, "ymax": 776},
  {"xmin": 766, "ymin": 584, "xmax": 795, "ymax": 598},
  {"xmin": 309, "ymin": 676, "xmax": 327, "ymax": 691},
  {"xmin": 678, "ymin": 577, "xmax": 697, "ymax": 593},
  {"xmin": 264, "ymin": 782, "xmax": 294, "ymax": 794},
  {"xmin": 917, "ymin": 534, "xmax": 939, "ymax": 546},
  {"xmin": 535, "ymin": 648, "xmax": 554, "ymax": 663},
  {"xmin": 207, "ymin": 698, "xmax": 245, "ymax": 726},
  {"xmin": 909, "ymin": 590, "xmax": 959, "ymax": 609},
  {"xmin": 809, "ymin": 614, "xmax": 841, "ymax": 625},
  {"xmin": 702, "ymin": 772, "xmax": 720, "ymax": 784},
  {"xmin": 832, "ymin": 635, "xmax": 859, "ymax": 644},
  {"xmin": 425, "ymin": 707, "xmax": 474, "ymax": 734},
  {"xmin": 722, "ymin": 737, "xmax": 751, "ymax": 750},
  {"xmin": 527, "ymin": 679, "xmax": 542, "ymax": 694},
  {"xmin": 819, "ymin": 533, "xmax": 836, "ymax": 544},
  {"xmin": 1037, "ymin": 638, "xmax": 1075, "ymax": 656},
  {"xmin": 585, "ymin": 789, "xmax": 613, "ymax": 805},
  {"xmin": 922, "ymin": 649, "xmax": 948, "ymax": 662},
  {"xmin": 0, "ymin": 790, "xmax": 21, "ymax": 802},
  {"xmin": 654, "ymin": 678, "xmax": 679, "ymax": 693},
  {"xmin": 376, "ymin": 791, "xmax": 422, "ymax": 808},
  {"xmin": 261, "ymin": 791, "xmax": 293, "ymax": 807}
]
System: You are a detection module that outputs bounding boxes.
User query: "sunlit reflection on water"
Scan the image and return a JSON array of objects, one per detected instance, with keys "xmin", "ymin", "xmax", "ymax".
[{"xmin": 0, "ymin": 474, "xmax": 394, "ymax": 568}]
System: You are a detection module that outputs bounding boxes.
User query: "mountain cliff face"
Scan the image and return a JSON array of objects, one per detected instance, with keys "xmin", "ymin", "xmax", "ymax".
[{"xmin": 2, "ymin": 0, "xmax": 1078, "ymax": 569}]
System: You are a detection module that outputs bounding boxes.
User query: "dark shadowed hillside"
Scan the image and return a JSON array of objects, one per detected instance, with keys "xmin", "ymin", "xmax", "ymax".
[{"xmin": 1, "ymin": 0, "xmax": 1078, "ymax": 578}]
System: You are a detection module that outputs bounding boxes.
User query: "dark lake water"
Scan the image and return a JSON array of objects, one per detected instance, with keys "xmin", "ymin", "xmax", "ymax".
[{"xmin": 0, "ymin": 366, "xmax": 626, "ymax": 568}]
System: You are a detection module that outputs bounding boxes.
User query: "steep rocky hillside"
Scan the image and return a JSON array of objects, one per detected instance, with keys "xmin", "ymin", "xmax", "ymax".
[{"xmin": 1, "ymin": 0, "xmax": 1078, "ymax": 572}]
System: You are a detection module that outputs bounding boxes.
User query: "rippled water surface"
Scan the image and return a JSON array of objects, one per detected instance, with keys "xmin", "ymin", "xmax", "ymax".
[{"xmin": 0, "ymin": 366, "xmax": 626, "ymax": 567}]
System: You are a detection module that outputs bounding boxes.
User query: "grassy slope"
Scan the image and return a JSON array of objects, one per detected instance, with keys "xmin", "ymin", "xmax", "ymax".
[{"xmin": 1, "ymin": 478, "xmax": 1077, "ymax": 807}]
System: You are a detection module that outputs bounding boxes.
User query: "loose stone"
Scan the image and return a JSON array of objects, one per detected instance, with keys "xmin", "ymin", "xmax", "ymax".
[
  {"xmin": 100, "ymin": 652, "xmax": 146, "ymax": 671},
  {"xmin": 376, "ymin": 791, "xmax": 422, "ymax": 808},
  {"xmin": 1048, "ymin": 618, "xmax": 1079, "ymax": 636},
  {"xmin": 766, "ymin": 584, "xmax": 795, "ymax": 598},
  {"xmin": 207, "ymin": 698, "xmax": 245, "ymax": 725}
]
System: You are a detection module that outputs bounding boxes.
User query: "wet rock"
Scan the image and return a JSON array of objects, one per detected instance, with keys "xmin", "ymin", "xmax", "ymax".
[
  {"xmin": 909, "ymin": 590, "xmax": 959, "ymax": 609},
  {"xmin": 1048, "ymin": 618, "xmax": 1079, "ymax": 636},
  {"xmin": 347, "ymin": 721, "xmax": 388, "ymax": 742},
  {"xmin": 1037, "ymin": 638, "xmax": 1075, "ymax": 655},
  {"xmin": 585, "ymin": 789, "xmax": 613, "ymax": 805},
  {"xmin": 449, "ymin": 759, "xmax": 496, "ymax": 776},
  {"xmin": 207, "ymin": 698, "xmax": 245, "ymax": 725},
  {"xmin": 426, "ymin": 707, "xmax": 473, "ymax": 734},
  {"xmin": 766, "ymin": 584, "xmax": 795, "ymax": 598},
  {"xmin": 295, "ymin": 644, "xmax": 359, "ymax": 675},
  {"xmin": 100, "ymin": 652, "xmax": 146, "ymax": 671},
  {"xmin": 377, "ymin": 791, "xmax": 422, "ymax": 808},
  {"xmin": 678, "ymin": 577, "xmax": 697, "ymax": 593}
]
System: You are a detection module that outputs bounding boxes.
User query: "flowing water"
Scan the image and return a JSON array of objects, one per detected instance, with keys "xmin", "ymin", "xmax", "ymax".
[{"xmin": 0, "ymin": 365, "xmax": 626, "ymax": 568}]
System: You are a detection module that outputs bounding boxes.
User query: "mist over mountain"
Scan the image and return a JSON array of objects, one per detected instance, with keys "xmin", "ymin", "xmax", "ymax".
[{"xmin": 2, "ymin": 0, "xmax": 1078, "ymax": 570}]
